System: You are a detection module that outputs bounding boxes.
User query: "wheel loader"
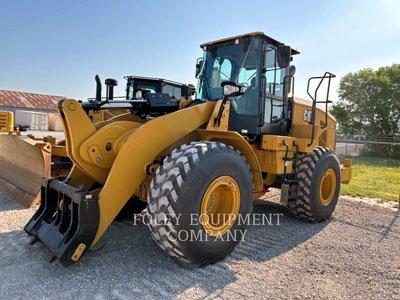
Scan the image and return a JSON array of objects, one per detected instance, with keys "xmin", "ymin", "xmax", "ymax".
[
  {"xmin": 23, "ymin": 32, "xmax": 352, "ymax": 267},
  {"xmin": 0, "ymin": 75, "xmax": 195, "ymax": 208}
]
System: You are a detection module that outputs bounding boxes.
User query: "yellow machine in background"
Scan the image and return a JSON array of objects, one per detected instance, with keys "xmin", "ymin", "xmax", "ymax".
[
  {"xmin": 23, "ymin": 32, "xmax": 352, "ymax": 267},
  {"xmin": 0, "ymin": 111, "xmax": 14, "ymax": 132}
]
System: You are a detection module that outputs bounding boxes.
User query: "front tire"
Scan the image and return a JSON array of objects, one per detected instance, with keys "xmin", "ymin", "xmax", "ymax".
[{"xmin": 147, "ymin": 141, "xmax": 253, "ymax": 265}]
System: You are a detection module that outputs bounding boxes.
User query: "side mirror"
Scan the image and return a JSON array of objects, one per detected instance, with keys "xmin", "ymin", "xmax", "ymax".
[
  {"xmin": 289, "ymin": 65, "xmax": 296, "ymax": 76},
  {"xmin": 277, "ymin": 45, "xmax": 291, "ymax": 68},
  {"xmin": 221, "ymin": 81, "xmax": 245, "ymax": 98},
  {"xmin": 195, "ymin": 57, "xmax": 203, "ymax": 78}
]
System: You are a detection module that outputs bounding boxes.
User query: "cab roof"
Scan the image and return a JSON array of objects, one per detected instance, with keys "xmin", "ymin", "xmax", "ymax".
[
  {"xmin": 200, "ymin": 31, "xmax": 300, "ymax": 55},
  {"xmin": 124, "ymin": 76, "xmax": 193, "ymax": 87}
]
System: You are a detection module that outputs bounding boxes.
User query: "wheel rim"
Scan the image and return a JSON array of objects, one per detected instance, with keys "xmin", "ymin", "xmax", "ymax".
[
  {"xmin": 319, "ymin": 168, "xmax": 337, "ymax": 206},
  {"xmin": 200, "ymin": 176, "xmax": 240, "ymax": 237}
]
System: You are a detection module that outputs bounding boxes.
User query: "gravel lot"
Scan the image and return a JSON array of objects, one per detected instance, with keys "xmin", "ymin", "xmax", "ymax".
[{"xmin": 0, "ymin": 191, "xmax": 399, "ymax": 300}]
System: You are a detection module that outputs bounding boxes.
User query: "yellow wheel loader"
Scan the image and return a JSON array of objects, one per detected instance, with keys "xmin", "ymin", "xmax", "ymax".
[{"xmin": 24, "ymin": 32, "xmax": 352, "ymax": 267}]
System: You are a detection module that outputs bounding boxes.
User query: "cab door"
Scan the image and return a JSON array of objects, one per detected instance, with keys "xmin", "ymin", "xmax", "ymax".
[
  {"xmin": 260, "ymin": 45, "xmax": 288, "ymax": 135},
  {"xmin": 227, "ymin": 43, "xmax": 263, "ymax": 135},
  {"xmin": 228, "ymin": 66, "xmax": 261, "ymax": 135}
]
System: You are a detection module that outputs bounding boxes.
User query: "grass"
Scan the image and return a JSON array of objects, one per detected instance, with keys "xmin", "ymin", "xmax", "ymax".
[{"xmin": 339, "ymin": 156, "xmax": 400, "ymax": 201}]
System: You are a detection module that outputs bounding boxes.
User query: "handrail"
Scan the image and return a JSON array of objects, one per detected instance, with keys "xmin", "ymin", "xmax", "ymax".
[
  {"xmin": 306, "ymin": 72, "xmax": 336, "ymax": 146},
  {"xmin": 282, "ymin": 74, "xmax": 295, "ymax": 133}
]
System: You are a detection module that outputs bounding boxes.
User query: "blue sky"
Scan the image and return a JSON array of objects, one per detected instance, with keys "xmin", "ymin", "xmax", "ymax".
[{"xmin": 0, "ymin": 0, "xmax": 399, "ymax": 101}]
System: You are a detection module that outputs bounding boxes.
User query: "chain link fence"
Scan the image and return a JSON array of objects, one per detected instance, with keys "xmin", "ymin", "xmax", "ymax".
[{"xmin": 335, "ymin": 135, "xmax": 400, "ymax": 202}]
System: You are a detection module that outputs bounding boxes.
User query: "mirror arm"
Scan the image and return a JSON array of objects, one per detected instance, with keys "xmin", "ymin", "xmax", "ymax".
[{"xmin": 214, "ymin": 98, "xmax": 228, "ymax": 127}]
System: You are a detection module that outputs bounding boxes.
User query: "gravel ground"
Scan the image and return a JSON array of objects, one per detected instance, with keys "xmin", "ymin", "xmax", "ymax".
[{"xmin": 0, "ymin": 191, "xmax": 399, "ymax": 300}]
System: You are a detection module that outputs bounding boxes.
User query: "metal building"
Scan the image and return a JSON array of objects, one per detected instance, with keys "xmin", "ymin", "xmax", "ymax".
[{"xmin": 0, "ymin": 89, "xmax": 64, "ymax": 131}]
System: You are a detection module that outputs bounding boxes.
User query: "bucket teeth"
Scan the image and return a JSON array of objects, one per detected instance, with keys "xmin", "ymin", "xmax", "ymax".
[{"xmin": 24, "ymin": 178, "xmax": 100, "ymax": 267}]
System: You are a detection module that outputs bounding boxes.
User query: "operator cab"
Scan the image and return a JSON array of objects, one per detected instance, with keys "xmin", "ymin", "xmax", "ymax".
[
  {"xmin": 125, "ymin": 76, "xmax": 195, "ymax": 101},
  {"xmin": 122, "ymin": 76, "xmax": 195, "ymax": 117},
  {"xmin": 195, "ymin": 32, "xmax": 300, "ymax": 136},
  {"xmin": 85, "ymin": 75, "xmax": 196, "ymax": 120}
]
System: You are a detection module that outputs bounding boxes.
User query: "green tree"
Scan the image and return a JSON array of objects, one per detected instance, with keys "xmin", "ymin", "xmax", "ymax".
[{"xmin": 331, "ymin": 64, "xmax": 400, "ymax": 138}]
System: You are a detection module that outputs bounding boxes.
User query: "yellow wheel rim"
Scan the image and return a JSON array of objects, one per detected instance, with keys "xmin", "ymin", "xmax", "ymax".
[
  {"xmin": 319, "ymin": 168, "xmax": 337, "ymax": 206},
  {"xmin": 200, "ymin": 176, "xmax": 240, "ymax": 237}
]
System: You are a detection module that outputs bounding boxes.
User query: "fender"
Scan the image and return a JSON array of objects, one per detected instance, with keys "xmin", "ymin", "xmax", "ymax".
[{"xmin": 196, "ymin": 129, "xmax": 263, "ymax": 192}]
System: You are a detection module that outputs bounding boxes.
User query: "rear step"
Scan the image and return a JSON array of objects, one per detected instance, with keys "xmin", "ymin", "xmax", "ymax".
[{"xmin": 24, "ymin": 178, "xmax": 99, "ymax": 267}]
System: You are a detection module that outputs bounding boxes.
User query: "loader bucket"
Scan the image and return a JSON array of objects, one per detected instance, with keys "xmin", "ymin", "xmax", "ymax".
[
  {"xmin": 0, "ymin": 134, "xmax": 51, "ymax": 207},
  {"xmin": 24, "ymin": 178, "xmax": 100, "ymax": 267}
]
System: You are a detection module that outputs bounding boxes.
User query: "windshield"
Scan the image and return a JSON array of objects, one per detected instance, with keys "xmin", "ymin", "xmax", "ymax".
[{"xmin": 196, "ymin": 37, "xmax": 261, "ymax": 103}]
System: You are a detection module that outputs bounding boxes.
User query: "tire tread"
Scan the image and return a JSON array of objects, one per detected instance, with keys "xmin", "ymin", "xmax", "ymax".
[
  {"xmin": 147, "ymin": 141, "xmax": 250, "ymax": 265},
  {"xmin": 286, "ymin": 147, "xmax": 334, "ymax": 222}
]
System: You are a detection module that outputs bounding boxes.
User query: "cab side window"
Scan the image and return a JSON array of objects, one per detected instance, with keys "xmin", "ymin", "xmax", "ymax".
[
  {"xmin": 137, "ymin": 84, "xmax": 157, "ymax": 94},
  {"xmin": 264, "ymin": 46, "xmax": 286, "ymax": 124},
  {"xmin": 162, "ymin": 84, "xmax": 182, "ymax": 99},
  {"xmin": 265, "ymin": 47, "xmax": 285, "ymax": 97}
]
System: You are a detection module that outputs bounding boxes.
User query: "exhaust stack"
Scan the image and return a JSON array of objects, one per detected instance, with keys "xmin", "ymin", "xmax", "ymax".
[{"xmin": 95, "ymin": 75, "xmax": 102, "ymax": 102}]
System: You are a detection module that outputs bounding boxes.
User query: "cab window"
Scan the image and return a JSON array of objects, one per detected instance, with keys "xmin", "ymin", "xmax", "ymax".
[
  {"xmin": 162, "ymin": 84, "xmax": 182, "ymax": 99},
  {"xmin": 128, "ymin": 83, "xmax": 158, "ymax": 99},
  {"xmin": 265, "ymin": 46, "xmax": 285, "ymax": 97},
  {"xmin": 264, "ymin": 99, "xmax": 285, "ymax": 124},
  {"xmin": 211, "ymin": 57, "xmax": 232, "ymax": 87},
  {"xmin": 264, "ymin": 45, "xmax": 286, "ymax": 124},
  {"xmin": 238, "ymin": 67, "xmax": 257, "ymax": 87},
  {"xmin": 137, "ymin": 84, "xmax": 157, "ymax": 93}
]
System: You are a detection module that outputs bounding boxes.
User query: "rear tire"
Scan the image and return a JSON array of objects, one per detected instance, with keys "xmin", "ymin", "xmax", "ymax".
[
  {"xmin": 286, "ymin": 147, "xmax": 341, "ymax": 222},
  {"xmin": 147, "ymin": 141, "xmax": 253, "ymax": 265}
]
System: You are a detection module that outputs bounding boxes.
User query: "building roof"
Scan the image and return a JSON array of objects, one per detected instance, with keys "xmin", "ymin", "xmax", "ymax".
[
  {"xmin": 200, "ymin": 31, "xmax": 300, "ymax": 55},
  {"xmin": 0, "ymin": 89, "xmax": 64, "ymax": 111}
]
